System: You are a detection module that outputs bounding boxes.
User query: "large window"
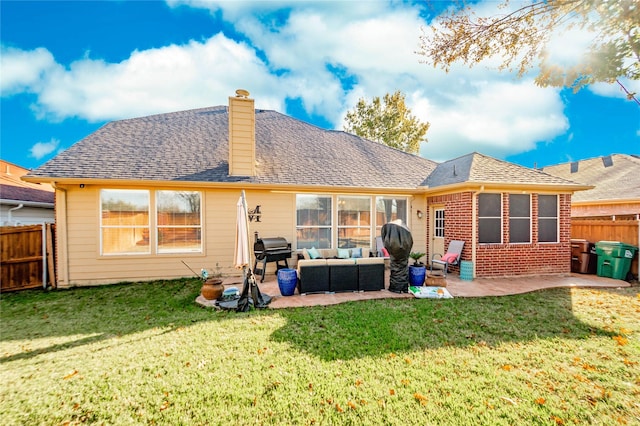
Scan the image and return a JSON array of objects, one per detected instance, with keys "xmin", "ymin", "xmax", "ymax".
[
  {"xmin": 478, "ymin": 193, "xmax": 502, "ymax": 244},
  {"xmin": 156, "ymin": 191, "xmax": 202, "ymax": 253},
  {"xmin": 101, "ymin": 189, "xmax": 150, "ymax": 255},
  {"xmin": 375, "ymin": 197, "xmax": 408, "ymax": 236},
  {"xmin": 538, "ymin": 195, "xmax": 558, "ymax": 243},
  {"xmin": 509, "ymin": 194, "xmax": 531, "ymax": 243},
  {"xmin": 296, "ymin": 195, "xmax": 332, "ymax": 249},
  {"xmin": 100, "ymin": 189, "xmax": 202, "ymax": 255},
  {"xmin": 337, "ymin": 196, "xmax": 371, "ymax": 248}
]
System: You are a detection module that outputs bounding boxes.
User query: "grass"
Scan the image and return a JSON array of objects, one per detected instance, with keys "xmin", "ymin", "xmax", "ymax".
[{"xmin": 1, "ymin": 278, "xmax": 639, "ymax": 425}]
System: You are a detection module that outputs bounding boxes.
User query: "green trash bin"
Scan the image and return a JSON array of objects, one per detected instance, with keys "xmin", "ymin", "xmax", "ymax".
[{"xmin": 595, "ymin": 241, "xmax": 638, "ymax": 280}]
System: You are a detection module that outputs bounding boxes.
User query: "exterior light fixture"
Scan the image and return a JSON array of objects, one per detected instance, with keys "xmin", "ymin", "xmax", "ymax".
[{"xmin": 416, "ymin": 210, "xmax": 423, "ymax": 219}]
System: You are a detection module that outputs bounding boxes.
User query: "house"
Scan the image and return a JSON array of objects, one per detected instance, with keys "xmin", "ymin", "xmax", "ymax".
[
  {"xmin": 1, "ymin": 159, "xmax": 55, "ymax": 226},
  {"xmin": 541, "ymin": 154, "xmax": 640, "ymax": 220},
  {"xmin": 23, "ymin": 90, "xmax": 589, "ymax": 288},
  {"xmin": 541, "ymin": 154, "xmax": 640, "ymax": 277}
]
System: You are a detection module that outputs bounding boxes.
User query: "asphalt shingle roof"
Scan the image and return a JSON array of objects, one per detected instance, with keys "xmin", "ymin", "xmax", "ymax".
[
  {"xmin": 0, "ymin": 184, "xmax": 54, "ymax": 204},
  {"xmin": 426, "ymin": 152, "xmax": 584, "ymax": 188},
  {"xmin": 541, "ymin": 154, "xmax": 640, "ymax": 202},
  {"xmin": 27, "ymin": 106, "xmax": 438, "ymax": 189}
]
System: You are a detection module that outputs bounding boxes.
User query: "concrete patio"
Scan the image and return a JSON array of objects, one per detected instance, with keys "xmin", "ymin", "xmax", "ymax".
[{"xmin": 216, "ymin": 271, "xmax": 633, "ymax": 310}]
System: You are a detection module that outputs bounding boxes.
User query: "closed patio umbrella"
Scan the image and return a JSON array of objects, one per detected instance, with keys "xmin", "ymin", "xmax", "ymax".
[{"xmin": 235, "ymin": 190, "xmax": 270, "ymax": 311}]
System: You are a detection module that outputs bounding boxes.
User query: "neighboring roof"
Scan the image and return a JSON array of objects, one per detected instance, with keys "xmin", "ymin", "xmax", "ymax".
[
  {"xmin": 1, "ymin": 160, "xmax": 54, "ymax": 204},
  {"xmin": 541, "ymin": 154, "xmax": 640, "ymax": 202},
  {"xmin": 25, "ymin": 106, "xmax": 438, "ymax": 190},
  {"xmin": 0, "ymin": 184, "xmax": 55, "ymax": 204},
  {"xmin": 426, "ymin": 152, "xmax": 588, "ymax": 190}
]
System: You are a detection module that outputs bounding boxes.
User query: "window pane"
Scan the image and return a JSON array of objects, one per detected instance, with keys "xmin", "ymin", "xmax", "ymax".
[
  {"xmin": 102, "ymin": 228, "xmax": 150, "ymax": 254},
  {"xmin": 338, "ymin": 196, "xmax": 371, "ymax": 248},
  {"xmin": 509, "ymin": 194, "xmax": 530, "ymax": 217},
  {"xmin": 478, "ymin": 194, "xmax": 501, "ymax": 216},
  {"xmin": 156, "ymin": 191, "xmax": 202, "ymax": 253},
  {"xmin": 158, "ymin": 227, "xmax": 202, "ymax": 253},
  {"xmin": 101, "ymin": 189, "xmax": 149, "ymax": 226},
  {"xmin": 539, "ymin": 218, "xmax": 558, "ymax": 242},
  {"xmin": 297, "ymin": 195, "xmax": 332, "ymax": 226},
  {"xmin": 434, "ymin": 208, "xmax": 445, "ymax": 238},
  {"xmin": 100, "ymin": 189, "xmax": 150, "ymax": 255},
  {"xmin": 479, "ymin": 218, "xmax": 500, "ymax": 243},
  {"xmin": 508, "ymin": 194, "xmax": 530, "ymax": 243},
  {"xmin": 297, "ymin": 195, "xmax": 332, "ymax": 249},
  {"xmin": 479, "ymin": 194, "xmax": 501, "ymax": 243},
  {"xmin": 509, "ymin": 218, "xmax": 531, "ymax": 243},
  {"xmin": 539, "ymin": 195, "xmax": 557, "ymax": 218},
  {"xmin": 376, "ymin": 197, "xmax": 407, "ymax": 225},
  {"xmin": 157, "ymin": 191, "xmax": 201, "ymax": 225},
  {"xmin": 338, "ymin": 197, "xmax": 371, "ymax": 226},
  {"xmin": 296, "ymin": 227, "xmax": 331, "ymax": 249}
]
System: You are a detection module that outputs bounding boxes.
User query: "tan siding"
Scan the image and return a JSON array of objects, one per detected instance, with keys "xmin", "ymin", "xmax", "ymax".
[
  {"xmin": 228, "ymin": 95, "xmax": 255, "ymax": 176},
  {"xmin": 411, "ymin": 194, "xmax": 427, "ymax": 254},
  {"xmin": 60, "ymin": 186, "xmax": 425, "ymax": 287}
]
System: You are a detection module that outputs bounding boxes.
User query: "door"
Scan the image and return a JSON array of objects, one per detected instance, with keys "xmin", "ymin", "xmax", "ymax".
[{"xmin": 429, "ymin": 206, "xmax": 445, "ymax": 264}]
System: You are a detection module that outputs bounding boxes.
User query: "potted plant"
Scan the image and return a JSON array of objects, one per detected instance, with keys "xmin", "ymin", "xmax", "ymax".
[
  {"xmin": 200, "ymin": 263, "xmax": 225, "ymax": 300},
  {"xmin": 408, "ymin": 252, "xmax": 427, "ymax": 287}
]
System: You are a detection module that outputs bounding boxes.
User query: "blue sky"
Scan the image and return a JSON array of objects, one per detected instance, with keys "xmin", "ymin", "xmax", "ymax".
[{"xmin": 1, "ymin": 0, "xmax": 638, "ymax": 171}]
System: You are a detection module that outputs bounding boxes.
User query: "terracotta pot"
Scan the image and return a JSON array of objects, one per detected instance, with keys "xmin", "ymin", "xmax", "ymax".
[{"xmin": 201, "ymin": 278, "xmax": 224, "ymax": 300}]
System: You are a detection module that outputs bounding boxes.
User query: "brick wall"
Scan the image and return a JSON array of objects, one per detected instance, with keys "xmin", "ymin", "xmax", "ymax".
[{"xmin": 427, "ymin": 192, "xmax": 572, "ymax": 278}]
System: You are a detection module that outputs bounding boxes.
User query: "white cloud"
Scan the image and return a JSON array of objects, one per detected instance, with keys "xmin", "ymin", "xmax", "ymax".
[
  {"xmin": 0, "ymin": 46, "xmax": 57, "ymax": 95},
  {"xmin": 27, "ymin": 35, "xmax": 285, "ymax": 122},
  {"xmin": 6, "ymin": 0, "xmax": 620, "ymax": 163},
  {"xmin": 590, "ymin": 78, "xmax": 640, "ymax": 100},
  {"xmin": 29, "ymin": 138, "xmax": 60, "ymax": 160},
  {"xmin": 413, "ymin": 80, "xmax": 568, "ymax": 162}
]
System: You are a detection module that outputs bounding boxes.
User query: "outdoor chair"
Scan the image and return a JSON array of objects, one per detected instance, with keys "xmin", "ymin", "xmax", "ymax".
[
  {"xmin": 430, "ymin": 240, "xmax": 465, "ymax": 277},
  {"xmin": 376, "ymin": 236, "xmax": 390, "ymax": 258}
]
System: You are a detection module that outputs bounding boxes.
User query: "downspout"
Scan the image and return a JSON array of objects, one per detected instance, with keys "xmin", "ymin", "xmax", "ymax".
[
  {"xmin": 7, "ymin": 203, "xmax": 24, "ymax": 225},
  {"xmin": 50, "ymin": 182, "xmax": 69, "ymax": 287},
  {"xmin": 471, "ymin": 185, "xmax": 485, "ymax": 278},
  {"xmin": 42, "ymin": 222, "xmax": 47, "ymax": 289}
]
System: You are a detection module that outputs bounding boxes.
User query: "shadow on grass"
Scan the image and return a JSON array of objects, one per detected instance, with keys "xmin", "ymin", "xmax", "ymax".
[
  {"xmin": 0, "ymin": 278, "xmax": 236, "ymax": 363},
  {"xmin": 2, "ymin": 280, "xmax": 634, "ymax": 364},
  {"xmin": 269, "ymin": 287, "xmax": 628, "ymax": 361}
]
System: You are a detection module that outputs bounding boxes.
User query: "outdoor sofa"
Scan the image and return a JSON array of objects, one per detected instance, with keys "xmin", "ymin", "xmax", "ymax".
[{"xmin": 295, "ymin": 248, "xmax": 385, "ymax": 294}]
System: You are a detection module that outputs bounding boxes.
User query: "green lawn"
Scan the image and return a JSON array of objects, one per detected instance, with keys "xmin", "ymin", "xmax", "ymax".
[{"xmin": 1, "ymin": 279, "xmax": 639, "ymax": 425}]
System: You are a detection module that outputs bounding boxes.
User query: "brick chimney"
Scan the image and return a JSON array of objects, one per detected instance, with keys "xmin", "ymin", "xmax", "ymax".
[{"xmin": 228, "ymin": 89, "xmax": 256, "ymax": 176}]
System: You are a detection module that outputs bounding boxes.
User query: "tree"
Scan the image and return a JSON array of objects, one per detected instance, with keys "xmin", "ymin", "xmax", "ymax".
[
  {"xmin": 343, "ymin": 90, "xmax": 430, "ymax": 154},
  {"xmin": 417, "ymin": 0, "xmax": 640, "ymax": 93}
]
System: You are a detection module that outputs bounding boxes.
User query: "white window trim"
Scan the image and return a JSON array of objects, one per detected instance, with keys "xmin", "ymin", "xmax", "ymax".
[
  {"xmin": 509, "ymin": 193, "xmax": 532, "ymax": 244},
  {"xmin": 538, "ymin": 194, "xmax": 559, "ymax": 244},
  {"xmin": 478, "ymin": 193, "xmax": 503, "ymax": 245},
  {"xmin": 100, "ymin": 189, "xmax": 203, "ymax": 256},
  {"xmin": 155, "ymin": 190, "xmax": 203, "ymax": 254}
]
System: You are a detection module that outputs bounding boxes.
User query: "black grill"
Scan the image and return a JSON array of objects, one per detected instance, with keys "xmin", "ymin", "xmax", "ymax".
[{"xmin": 253, "ymin": 237, "xmax": 292, "ymax": 282}]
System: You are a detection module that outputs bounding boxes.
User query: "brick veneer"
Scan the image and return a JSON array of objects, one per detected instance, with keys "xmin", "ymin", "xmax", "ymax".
[{"xmin": 426, "ymin": 192, "xmax": 572, "ymax": 278}]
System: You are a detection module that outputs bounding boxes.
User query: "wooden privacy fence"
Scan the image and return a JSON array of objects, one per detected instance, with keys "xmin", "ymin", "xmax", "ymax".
[
  {"xmin": 571, "ymin": 219, "xmax": 639, "ymax": 276},
  {"xmin": 1, "ymin": 224, "xmax": 56, "ymax": 292}
]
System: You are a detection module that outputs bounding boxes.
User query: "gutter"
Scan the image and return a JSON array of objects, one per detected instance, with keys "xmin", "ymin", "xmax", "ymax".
[{"xmin": 1, "ymin": 198, "xmax": 54, "ymax": 209}]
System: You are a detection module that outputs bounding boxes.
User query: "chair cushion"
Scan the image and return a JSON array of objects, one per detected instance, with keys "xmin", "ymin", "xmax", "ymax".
[
  {"xmin": 337, "ymin": 248, "xmax": 351, "ymax": 259},
  {"xmin": 308, "ymin": 247, "xmax": 322, "ymax": 259},
  {"xmin": 301, "ymin": 248, "xmax": 311, "ymax": 260},
  {"xmin": 441, "ymin": 252, "xmax": 458, "ymax": 263}
]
